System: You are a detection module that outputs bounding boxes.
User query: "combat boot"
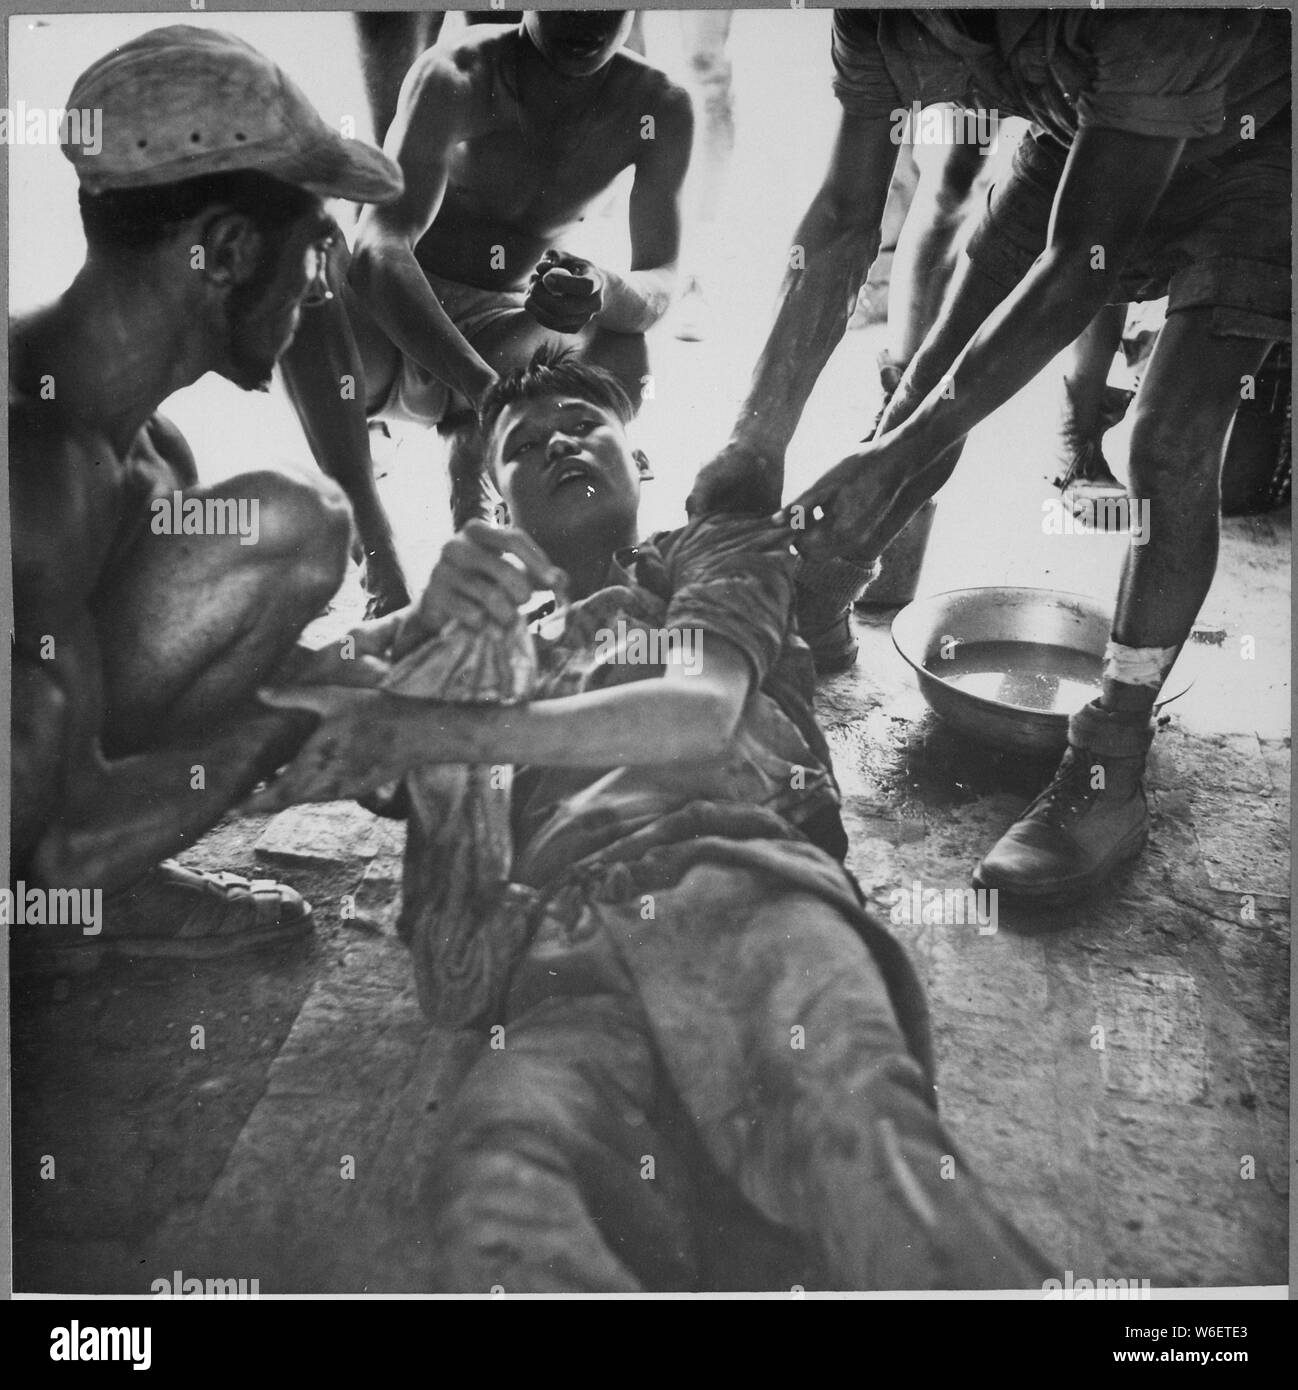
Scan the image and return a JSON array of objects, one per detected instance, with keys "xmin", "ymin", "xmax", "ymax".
[{"xmin": 973, "ymin": 700, "xmax": 1153, "ymax": 900}]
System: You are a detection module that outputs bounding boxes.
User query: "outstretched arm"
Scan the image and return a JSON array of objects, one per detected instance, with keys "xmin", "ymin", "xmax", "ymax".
[
  {"xmin": 248, "ymin": 521, "xmax": 757, "ymax": 810},
  {"xmin": 688, "ymin": 109, "xmax": 901, "ymax": 515},
  {"xmin": 785, "ymin": 125, "xmax": 1185, "ymax": 562}
]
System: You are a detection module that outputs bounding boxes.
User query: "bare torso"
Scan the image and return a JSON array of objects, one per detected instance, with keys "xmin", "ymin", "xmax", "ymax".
[{"xmin": 413, "ymin": 29, "xmax": 674, "ymax": 290}]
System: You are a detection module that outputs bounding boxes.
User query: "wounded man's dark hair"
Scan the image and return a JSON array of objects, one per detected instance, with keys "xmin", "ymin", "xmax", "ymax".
[{"xmin": 478, "ymin": 345, "xmax": 636, "ymax": 440}]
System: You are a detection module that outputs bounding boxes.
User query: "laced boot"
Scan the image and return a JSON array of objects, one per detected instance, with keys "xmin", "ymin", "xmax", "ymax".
[{"xmin": 973, "ymin": 701, "xmax": 1154, "ymax": 900}]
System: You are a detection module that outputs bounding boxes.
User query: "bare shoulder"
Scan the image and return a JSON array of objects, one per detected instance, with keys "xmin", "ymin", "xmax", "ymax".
[
  {"xmin": 614, "ymin": 52, "xmax": 692, "ymax": 127},
  {"xmin": 402, "ymin": 24, "xmax": 504, "ymax": 131}
]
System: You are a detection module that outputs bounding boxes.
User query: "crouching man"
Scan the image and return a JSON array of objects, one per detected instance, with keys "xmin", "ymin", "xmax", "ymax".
[
  {"xmin": 252, "ymin": 350, "xmax": 1052, "ymax": 1291},
  {"xmin": 9, "ymin": 27, "xmax": 404, "ymax": 949}
]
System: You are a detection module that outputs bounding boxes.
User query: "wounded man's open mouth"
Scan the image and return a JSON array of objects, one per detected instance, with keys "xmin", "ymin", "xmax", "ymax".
[{"xmin": 552, "ymin": 462, "xmax": 595, "ymax": 490}]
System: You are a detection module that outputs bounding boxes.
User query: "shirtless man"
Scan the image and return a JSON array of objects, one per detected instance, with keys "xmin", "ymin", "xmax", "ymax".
[
  {"xmin": 9, "ymin": 27, "xmax": 403, "ymax": 936},
  {"xmin": 691, "ymin": 9, "xmax": 1290, "ymax": 901},
  {"xmin": 282, "ymin": 9, "xmax": 692, "ymax": 615}
]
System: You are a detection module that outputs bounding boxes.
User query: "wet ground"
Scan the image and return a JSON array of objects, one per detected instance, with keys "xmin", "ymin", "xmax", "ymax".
[{"xmin": 9, "ymin": 10, "xmax": 1289, "ymax": 1293}]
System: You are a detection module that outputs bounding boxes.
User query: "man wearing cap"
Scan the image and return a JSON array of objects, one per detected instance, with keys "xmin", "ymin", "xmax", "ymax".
[
  {"xmin": 9, "ymin": 26, "xmax": 404, "ymax": 945},
  {"xmin": 280, "ymin": 9, "xmax": 692, "ymax": 616}
]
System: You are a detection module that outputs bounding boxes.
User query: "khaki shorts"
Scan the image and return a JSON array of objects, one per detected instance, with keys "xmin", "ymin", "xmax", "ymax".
[
  {"xmin": 966, "ymin": 110, "xmax": 1292, "ymax": 341},
  {"xmin": 373, "ymin": 271, "xmax": 527, "ymax": 427}
]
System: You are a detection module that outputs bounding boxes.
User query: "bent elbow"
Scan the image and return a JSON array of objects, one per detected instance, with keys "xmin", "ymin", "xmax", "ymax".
[
  {"xmin": 695, "ymin": 686, "xmax": 746, "ymax": 754},
  {"xmin": 1037, "ymin": 242, "xmax": 1122, "ymax": 316}
]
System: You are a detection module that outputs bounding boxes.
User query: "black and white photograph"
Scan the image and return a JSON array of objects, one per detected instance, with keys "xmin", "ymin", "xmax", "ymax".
[{"xmin": 3, "ymin": 1, "xmax": 1292, "ymax": 1317}]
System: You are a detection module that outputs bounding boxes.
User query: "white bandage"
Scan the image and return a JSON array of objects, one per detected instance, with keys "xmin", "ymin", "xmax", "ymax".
[{"xmin": 1102, "ymin": 641, "xmax": 1179, "ymax": 689}]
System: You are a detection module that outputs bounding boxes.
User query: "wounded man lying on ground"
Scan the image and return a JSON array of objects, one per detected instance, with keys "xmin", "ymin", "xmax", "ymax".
[{"xmin": 250, "ymin": 350, "xmax": 1053, "ymax": 1292}]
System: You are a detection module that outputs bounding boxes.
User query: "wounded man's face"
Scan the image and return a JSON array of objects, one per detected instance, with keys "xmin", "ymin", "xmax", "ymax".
[{"xmin": 487, "ymin": 392, "xmax": 643, "ymax": 556}]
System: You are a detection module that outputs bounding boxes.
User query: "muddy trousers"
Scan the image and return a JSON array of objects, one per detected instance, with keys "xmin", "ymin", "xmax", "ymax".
[{"xmin": 420, "ymin": 872, "xmax": 1052, "ymax": 1291}]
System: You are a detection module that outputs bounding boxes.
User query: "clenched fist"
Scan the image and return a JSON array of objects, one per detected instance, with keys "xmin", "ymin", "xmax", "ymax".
[{"xmin": 524, "ymin": 250, "xmax": 605, "ymax": 334}]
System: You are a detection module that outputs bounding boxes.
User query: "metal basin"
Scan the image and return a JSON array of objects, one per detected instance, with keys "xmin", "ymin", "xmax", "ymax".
[{"xmin": 891, "ymin": 587, "xmax": 1182, "ymax": 756}]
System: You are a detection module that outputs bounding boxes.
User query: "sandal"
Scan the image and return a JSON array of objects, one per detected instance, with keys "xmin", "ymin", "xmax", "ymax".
[{"xmin": 11, "ymin": 860, "xmax": 313, "ymax": 971}]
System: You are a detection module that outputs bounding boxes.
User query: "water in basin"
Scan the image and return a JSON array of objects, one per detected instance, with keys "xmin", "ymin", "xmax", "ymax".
[{"xmin": 925, "ymin": 639, "xmax": 1103, "ymax": 714}]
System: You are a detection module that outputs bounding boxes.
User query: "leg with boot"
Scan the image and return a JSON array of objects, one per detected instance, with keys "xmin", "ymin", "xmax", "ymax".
[{"xmin": 975, "ymin": 308, "xmax": 1274, "ymax": 899}]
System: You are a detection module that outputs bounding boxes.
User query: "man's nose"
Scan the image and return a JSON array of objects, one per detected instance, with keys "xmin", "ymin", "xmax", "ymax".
[{"xmin": 545, "ymin": 433, "xmax": 580, "ymax": 463}]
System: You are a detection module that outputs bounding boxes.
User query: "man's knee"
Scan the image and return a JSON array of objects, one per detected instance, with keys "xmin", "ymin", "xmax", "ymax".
[
  {"xmin": 1126, "ymin": 400, "xmax": 1232, "ymax": 499},
  {"xmin": 225, "ymin": 470, "xmax": 351, "ymax": 590}
]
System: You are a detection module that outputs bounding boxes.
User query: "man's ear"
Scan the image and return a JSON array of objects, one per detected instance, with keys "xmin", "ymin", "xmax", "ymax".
[
  {"xmin": 632, "ymin": 448, "xmax": 654, "ymax": 482},
  {"xmin": 492, "ymin": 498, "xmax": 511, "ymax": 526},
  {"xmin": 197, "ymin": 211, "xmax": 265, "ymax": 291}
]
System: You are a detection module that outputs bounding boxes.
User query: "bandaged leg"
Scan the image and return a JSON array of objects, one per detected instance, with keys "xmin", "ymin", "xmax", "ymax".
[{"xmin": 1101, "ymin": 639, "xmax": 1180, "ymax": 713}]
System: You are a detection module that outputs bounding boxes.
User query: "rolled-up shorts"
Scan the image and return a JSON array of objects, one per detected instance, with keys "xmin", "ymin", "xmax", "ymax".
[
  {"xmin": 966, "ymin": 109, "xmax": 1292, "ymax": 341},
  {"xmin": 373, "ymin": 271, "xmax": 528, "ymax": 427}
]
